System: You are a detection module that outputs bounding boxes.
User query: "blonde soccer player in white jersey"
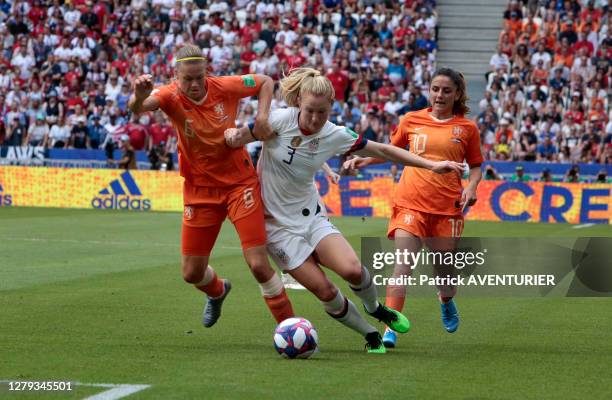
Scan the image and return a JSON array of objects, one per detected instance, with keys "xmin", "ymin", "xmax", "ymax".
[{"xmin": 224, "ymin": 68, "xmax": 464, "ymax": 353}]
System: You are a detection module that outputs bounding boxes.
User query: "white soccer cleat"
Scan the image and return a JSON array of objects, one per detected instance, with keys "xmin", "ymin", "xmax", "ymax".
[{"xmin": 281, "ymin": 273, "xmax": 306, "ymax": 290}]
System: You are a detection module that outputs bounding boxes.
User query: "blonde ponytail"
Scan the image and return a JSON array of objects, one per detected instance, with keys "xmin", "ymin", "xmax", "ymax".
[{"xmin": 279, "ymin": 67, "xmax": 335, "ymax": 107}]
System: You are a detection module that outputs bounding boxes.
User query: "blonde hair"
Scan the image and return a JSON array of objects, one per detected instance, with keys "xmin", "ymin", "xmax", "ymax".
[
  {"xmin": 279, "ymin": 67, "xmax": 335, "ymax": 107},
  {"xmin": 174, "ymin": 44, "xmax": 207, "ymax": 66}
]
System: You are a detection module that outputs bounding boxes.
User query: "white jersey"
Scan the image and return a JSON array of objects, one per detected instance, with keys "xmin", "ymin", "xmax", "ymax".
[{"xmin": 258, "ymin": 107, "xmax": 366, "ymax": 228}]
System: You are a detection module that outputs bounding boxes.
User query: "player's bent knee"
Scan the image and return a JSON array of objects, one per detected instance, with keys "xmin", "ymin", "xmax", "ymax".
[
  {"xmin": 181, "ymin": 256, "xmax": 207, "ymax": 284},
  {"xmin": 340, "ymin": 259, "xmax": 364, "ymax": 285},
  {"xmin": 245, "ymin": 256, "xmax": 274, "ymax": 282},
  {"xmin": 182, "ymin": 269, "xmax": 204, "ymax": 284},
  {"xmin": 313, "ymin": 281, "xmax": 337, "ymax": 302}
]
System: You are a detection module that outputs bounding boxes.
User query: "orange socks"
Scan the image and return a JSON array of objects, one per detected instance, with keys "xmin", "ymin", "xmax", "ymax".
[{"xmin": 264, "ymin": 289, "xmax": 294, "ymax": 323}]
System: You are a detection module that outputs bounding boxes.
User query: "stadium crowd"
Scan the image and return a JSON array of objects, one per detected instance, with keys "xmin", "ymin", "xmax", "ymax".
[
  {"xmin": 0, "ymin": 0, "xmax": 609, "ymax": 173},
  {"xmin": 477, "ymin": 0, "xmax": 611, "ymax": 165},
  {"xmin": 0, "ymin": 0, "xmax": 439, "ymax": 170}
]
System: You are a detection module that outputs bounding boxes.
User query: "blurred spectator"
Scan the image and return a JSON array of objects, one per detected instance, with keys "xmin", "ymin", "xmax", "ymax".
[
  {"xmin": 26, "ymin": 114, "xmax": 49, "ymax": 147},
  {"xmin": 389, "ymin": 164, "xmax": 400, "ymax": 183},
  {"xmin": 510, "ymin": 165, "xmax": 530, "ymax": 182},
  {"xmin": 111, "ymin": 135, "xmax": 137, "ymax": 170},
  {"xmin": 483, "ymin": 164, "xmax": 500, "ymax": 181},
  {"xmin": 595, "ymin": 168, "xmax": 610, "ymax": 183},
  {"xmin": 125, "ymin": 116, "xmax": 149, "ymax": 151},
  {"xmin": 88, "ymin": 115, "xmax": 108, "ymax": 149},
  {"xmin": 539, "ymin": 168, "xmax": 554, "ymax": 182},
  {"xmin": 5, "ymin": 116, "xmax": 26, "ymax": 146},
  {"xmin": 537, "ymin": 135, "xmax": 559, "ymax": 162},
  {"xmin": 564, "ymin": 164, "xmax": 583, "ymax": 183},
  {"xmin": 148, "ymin": 141, "xmax": 174, "ymax": 171},
  {"xmin": 70, "ymin": 116, "xmax": 89, "ymax": 149},
  {"xmin": 48, "ymin": 117, "xmax": 70, "ymax": 148},
  {"xmin": 477, "ymin": 0, "xmax": 609, "ymax": 170}
]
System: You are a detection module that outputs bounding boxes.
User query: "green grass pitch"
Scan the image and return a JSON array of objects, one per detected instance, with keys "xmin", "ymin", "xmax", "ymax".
[{"xmin": 1, "ymin": 207, "xmax": 611, "ymax": 399}]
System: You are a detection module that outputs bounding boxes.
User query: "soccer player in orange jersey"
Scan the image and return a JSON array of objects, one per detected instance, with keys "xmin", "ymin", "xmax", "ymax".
[
  {"xmin": 128, "ymin": 44, "xmax": 294, "ymax": 328},
  {"xmin": 345, "ymin": 68, "xmax": 483, "ymax": 346}
]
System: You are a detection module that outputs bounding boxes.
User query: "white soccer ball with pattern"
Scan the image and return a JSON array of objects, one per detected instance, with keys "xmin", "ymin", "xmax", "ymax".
[{"xmin": 273, "ymin": 317, "xmax": 318, "ymax": 359}]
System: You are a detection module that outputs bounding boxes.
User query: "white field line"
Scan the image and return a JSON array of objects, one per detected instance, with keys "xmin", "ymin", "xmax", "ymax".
[
  {"xmin": 572, "ymin": 223, "xmax": 596, "ymax": 229},
  {"xmin": 0, "ymin": 236, "xmax": 242, "ymax": 250},
  {"xmin": 82, "ymin": 383, "xmax": 151, "ymax": 400}
]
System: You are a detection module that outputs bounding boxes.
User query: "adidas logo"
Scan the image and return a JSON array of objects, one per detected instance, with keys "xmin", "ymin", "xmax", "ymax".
[
  {"xmin": 0, "ymin": 183, "xmax": 13, "ymax": 207},
  {"xmin": 91, "ymin": 171, "xmax": 151, "ymax": 211}
]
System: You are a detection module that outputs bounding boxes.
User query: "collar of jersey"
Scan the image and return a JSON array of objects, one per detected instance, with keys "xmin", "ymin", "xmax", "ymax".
[
  {"xmin": 181, "ymin": 79, "xmax": 209, "ymax": 106},
  {"xmin": 427, "ymin": 108, "xmax": 456, "ymax": 123}
]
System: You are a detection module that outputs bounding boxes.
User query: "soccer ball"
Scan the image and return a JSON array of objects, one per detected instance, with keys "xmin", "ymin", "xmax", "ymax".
[{"xmin": 273, "ymin": 317, "xmax": 318, "ymax": 359}]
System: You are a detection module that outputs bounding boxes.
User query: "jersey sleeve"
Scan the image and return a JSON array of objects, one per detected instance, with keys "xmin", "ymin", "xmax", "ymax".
[
  {"xmin": 150, "ymin": 84, "xmax": 173, "ymax": 112},
  {"xmin": 268, "ymin": 108, "xmax": 293, "ymax": 137},
  {"xmin": 465, "ymin": 124, "xmax": 484, "ymax": 167},
  {"xmin": 390, "ymin": 116, "xmax": 409, "ymax": 149},
  {"xmin": 334, "ymin": 125, "xmax": 367, "ymax": 155},
  {"xmin": 217, "ymin": 75, "xmax": 263, "ymax": 99}
]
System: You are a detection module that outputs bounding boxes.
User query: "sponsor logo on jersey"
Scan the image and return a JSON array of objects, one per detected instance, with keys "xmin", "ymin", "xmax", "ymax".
[
  {"xmin": 308, "ymin": 138, "xmax": 320, "ymax": 152},
  {"xmin": 0, "ymin": 183, "xmax": 13, "ymax": 207},
  {"xmin": 403, "ymin": 214, "xmax": 414, "ymax": 225},
  {"xmin": 184, "ymin": 206, "xmax": 194, "ymax": 221},
  {"xmin": 184, "ymin": 119, "xmax": 195, "ymax": 138},
  {"xmin": 91, "ymin": 171, "xmax": 151, "ymax": 211},
  {"xmin": 214, "ymin": 103, "xmax": 224, "ymax": 116},
  {"xmin": 291, "ymin": 136, "xmax": 302, "ymax": 147},
  {"xmin": 214, "ymin": 103, "xmax": 229, "ymax": 122},
  {"xmin": 242, "ymin": 75, "xmax": 256, "ymax": 87}
]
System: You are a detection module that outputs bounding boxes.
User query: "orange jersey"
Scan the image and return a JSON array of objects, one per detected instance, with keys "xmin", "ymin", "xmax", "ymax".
[
  {"xmin": 152, "ymin": 75, "xmax": 263, "ymax": 189},
  {"xmin": 390, "ymin": 108, "xmax": 483, "ymax": 216}
]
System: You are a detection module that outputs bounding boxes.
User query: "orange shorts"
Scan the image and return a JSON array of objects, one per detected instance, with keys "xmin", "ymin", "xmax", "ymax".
[
  {"xmin": 387, "ymin": 206, "xmax": 464, "ymax": 239},
  {"xmin": 181, "ymin": 180, "xmax": 266, "ymax": 256}
]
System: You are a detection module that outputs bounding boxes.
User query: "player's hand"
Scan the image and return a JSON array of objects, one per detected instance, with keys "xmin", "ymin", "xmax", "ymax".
[
  {"xmin": 341, "ymin": 156, "xmax": 370, "ymax": 173},
  {"xmin": 253, "ymin": 116, "xmax": 274, "ymax": 140},
  {"xmin": 224, "ymin": 128, "xmax": 242, "ymax": 148},
  {"xmin": 460, "ymin": 185, "xmax": 478, "ymax": 213},
  {"xmin": 133, "ymin": 74, "xmax": 154, "ymax": 101},
  {"xmin": 327, "ymin": 171, "xmax": 341, "ymax": 184},
  {"xmin": 431, "ymin": 160, "xmax": 465, "ymax": 174}
]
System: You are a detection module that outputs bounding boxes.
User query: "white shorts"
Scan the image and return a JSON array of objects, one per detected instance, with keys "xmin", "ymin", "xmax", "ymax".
[{"xmin": 265, "ymin": 215, "xmax": 340, "ymax": 271}]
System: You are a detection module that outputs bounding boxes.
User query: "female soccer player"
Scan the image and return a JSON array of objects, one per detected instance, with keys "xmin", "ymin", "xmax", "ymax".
[
  {"xmin": 344, "ymin": 67, "xmax": 483, "ymax": 347},
  {"xmin": 128, "ymin": 44, "xmax": 294, "ymax": 328},
  {"xmin": 224, "ymin": 68, "xmax": 465, "ymax": 353}
]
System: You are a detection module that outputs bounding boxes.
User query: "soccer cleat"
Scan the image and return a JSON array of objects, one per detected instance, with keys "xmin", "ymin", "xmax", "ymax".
[
  {"xmin": 281, "ymin": 273, "xmax": 306, "ymax": 290},
  {"xmin": 382, "ymin": 328, "xmax": 397, "ymax": 348},
  {"xmin": 365, "ymin": 331, "xmax": 386, "ymax": 354},
  {"xmin": 202, "ymin": 280, "xmax": 231, "ymax": 328},
  {"xmin": 440, "ymin": 298, "xmax": 459, "ymax": 333},
  {"xmin": 366, "ymin": 304, "xmax": 410, "ymax": 334}
]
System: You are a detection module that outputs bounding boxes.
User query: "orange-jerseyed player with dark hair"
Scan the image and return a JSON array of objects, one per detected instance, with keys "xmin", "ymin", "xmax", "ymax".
[
  {"xmin": 345, "ymin": 67, "xmax": 483, "ymax": 347},
  {"xmin": 128, "ymin": 43, "xmax": 294, "ymax": 328}
]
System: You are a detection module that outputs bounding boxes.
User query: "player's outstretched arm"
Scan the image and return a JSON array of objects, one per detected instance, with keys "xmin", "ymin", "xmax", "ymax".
[
  {"xmin": 252, "ymin": 74, "xmax": 275, "ymax": 140},
  {"xmin": 128, "ymin": 74, "xmax": 160, "ymax": 114},
  {"xmin": 354, "ymin": 141, "xmax": 465, "ymax": 174},
  {"xmin": 322, "ymin": 162, "xmax": 340, "ymax": 184}
]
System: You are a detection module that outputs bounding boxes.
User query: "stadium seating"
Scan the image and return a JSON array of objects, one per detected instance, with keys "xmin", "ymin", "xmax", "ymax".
[
  {"xmin": 476, "ymin": 0, "xmax": 611, "ymax": 169},
  {"xmin": 0, "ymin": 1, "xmax": 608, "ymax": 179}
]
